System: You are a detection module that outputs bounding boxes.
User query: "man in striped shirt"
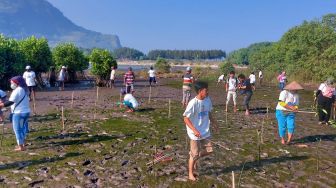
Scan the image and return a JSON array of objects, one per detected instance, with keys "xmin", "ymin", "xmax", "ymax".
[
  {"xmin": 124, "ymin": 67, "xmax": 135, "ymax": 94},
  {"xmin": 182, "ymin": 67, "xmax": 194, "ymax": 108}
]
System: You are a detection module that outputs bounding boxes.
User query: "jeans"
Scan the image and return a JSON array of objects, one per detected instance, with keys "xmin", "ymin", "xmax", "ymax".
[
  {"xmin": 12, "ymin": 113, "xmax": 30, "ymax": 145},
  {"xmin": 279, "ymin": 82, "xmax": 285, "ymax": 90}
]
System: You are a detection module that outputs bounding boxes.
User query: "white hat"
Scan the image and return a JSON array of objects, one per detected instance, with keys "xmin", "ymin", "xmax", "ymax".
[
  {"xmin": 61, "ymin": 66, "xmax": 66, "ymax": 69},
  {"xmin": 25, "ymin": 65, "xmax": 31, "ymax": 70},
  {"xmin": 186, "ymin": 66, "xmax": 192, "ymax": 71}
]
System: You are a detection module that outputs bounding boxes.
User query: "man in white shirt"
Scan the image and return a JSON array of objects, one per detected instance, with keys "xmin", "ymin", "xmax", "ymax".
[
  {"xmin": 109, "ymin": 66, "xmax": 116, "ymax": 88},
  {"xmin": 225, "ymin": 71, "xmax": 238, "ymax": 112},
  {"xmin": 148, "ymin": 66, "xmax": 157, "ymax": 86},
  {"xmin": 249, "ymin": 72, "xmax": 256, "ymax": 90},
  {"xmin": 23, "ymin": 65, "xmax": 37, "ymax": 101},
  {"xmin": 259, "ymin": 70, "xmax": 263, "ymax": 86},
  {"xmin": 58, "ymin": 66, "xmax": 66, "ymax": 91},
  {"xmin": 217, "ymin": 74, "xmax": 225, "ymax": 86}
]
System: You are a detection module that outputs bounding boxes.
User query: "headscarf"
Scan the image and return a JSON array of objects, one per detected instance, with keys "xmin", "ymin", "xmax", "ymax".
[{"xmin": 11, "ymin": 76, "xmax": 29, "ymax": 93}]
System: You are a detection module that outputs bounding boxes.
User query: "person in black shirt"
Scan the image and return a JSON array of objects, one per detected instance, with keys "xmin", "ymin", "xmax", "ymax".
[{"xmin": 238, "ymin": 74, "xmax": 253, "ymax": 116}]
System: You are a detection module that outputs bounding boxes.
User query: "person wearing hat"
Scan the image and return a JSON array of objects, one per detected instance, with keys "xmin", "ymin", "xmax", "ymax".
[
  {"xmin": 0, "ymin": 76, "xmax": 31, "ymax": 151},
  {"xmin": 109, "ymin": 66, "xmax": 116, "ymax": 88},
  {"xmin": 182, "ymin": 67, "xmax": 194, "ymax": 108},
  {"xmin": 23, "ymin": 65, "xmax": 37, "ymax": 101},
  {"xmin": 275, "ymin": 81, "xmax": 303, "ymax": 145},
  {"xmin": 58, "ymin": 66, "xmax": 66, "ymax": 91},
  {"xmin": 316, "ymin": 77, "xmax": 335, "ymax": 125}
]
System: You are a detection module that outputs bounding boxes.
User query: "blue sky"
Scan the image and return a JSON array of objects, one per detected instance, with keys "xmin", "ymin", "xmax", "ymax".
[{"xmin": 47, "ymin": 0, "xmax": 336, "ymax": 53}]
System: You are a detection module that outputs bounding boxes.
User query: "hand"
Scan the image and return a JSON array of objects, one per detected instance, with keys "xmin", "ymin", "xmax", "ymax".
[{"xmin": 193, "ymin": 129, "xmax": 201, "ymax": 138}]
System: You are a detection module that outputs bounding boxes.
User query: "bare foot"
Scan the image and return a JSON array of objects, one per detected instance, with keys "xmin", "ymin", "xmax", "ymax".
[
  {"xmin": 188, "ymin": 174, "xmax": 197, "ymax": 181},
  {"xmin": 281, "ymin": 139, "xmax": 285, "ymax": 145}
]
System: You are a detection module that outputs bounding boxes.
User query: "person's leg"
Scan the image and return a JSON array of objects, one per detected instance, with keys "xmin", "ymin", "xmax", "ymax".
[
  {"xmin": 244, "ymin": 92, "xmax": 252, "ymax": 115},
  {"xmin": 318, "ymin": 97, "xmax": 327, "ymax": 123},
  {"xmin": 31, "ymin": 86, "xmax": 36, "ymax": 102},
  {"xmin": 186, "ymin": 90, "xmax": 191, "ymax": 104},
  {"xmin": 12, "ymin": 114, "xmax": 25, "ymax": 151},
  {"xmin": 149, "ymin": 77, "xmax": 152, "ymax": 86},
  {"xmin": 226, "ymin": 92, "xmax": 231, "ymax": 112},
  {"xmin": 233, "ymin": 92, "xmax": 237, "ymax": 112},
  {"xmin": 22, "ymin": 113, "xmax": 30, "ymax": 141},
  {"xmin": 276, "ymin": 110, "xmax": 286, "ymax": 144},
  {"xmin": 182, "ymin": 89, "xmax": 187, "ymax": 107},
  {"xmin": 286, "ymin": 113, "xmax": 296, "ymax": 144},
  {"xmin": 189, "ymin": 139, "xmax": 199, "ymax": 181},
  {"xmin": 325, "ymin": 99, "xmax": 333, "ymax": 123}
]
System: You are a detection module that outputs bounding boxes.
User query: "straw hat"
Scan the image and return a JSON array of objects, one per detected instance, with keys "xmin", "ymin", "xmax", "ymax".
[{"xmin": 284, "ymin": 81, "xmax": 304, "ymax": 90}]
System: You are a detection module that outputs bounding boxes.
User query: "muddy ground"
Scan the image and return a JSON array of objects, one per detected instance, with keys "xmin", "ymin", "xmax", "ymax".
[{"xmin": 0, "ymin": 78, "xmax": 335, "ymax": 188}]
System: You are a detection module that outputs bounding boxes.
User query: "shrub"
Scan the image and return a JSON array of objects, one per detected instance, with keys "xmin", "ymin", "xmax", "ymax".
[{"xmin": 155, "ymin": 58, "xmax": 170, "ymax": 73}]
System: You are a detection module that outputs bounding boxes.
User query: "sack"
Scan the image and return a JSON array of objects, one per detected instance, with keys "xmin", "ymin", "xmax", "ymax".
[{"xmin": 9, "ymin": 113, "xmax": 13, "ymax": 122}]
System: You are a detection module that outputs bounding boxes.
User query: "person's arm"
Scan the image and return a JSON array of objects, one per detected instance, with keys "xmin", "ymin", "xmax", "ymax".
[
  {"xmin": 225, "ymin": 82, "xmax": 228, "ymax": 92},
  {"xmin": 0, "ymin": 101, "xmax": 14, "ymax": 108},
  {"xmin": 183, "ymin": 117, "xmax": 200, "ymax": 138},
  {"xmin": 278, "ymin": 101, "xmax": 298, "ymax": 111},
  {"xmin": 209, "ymin": 112, "xmax": 219, "ymax": 133}
]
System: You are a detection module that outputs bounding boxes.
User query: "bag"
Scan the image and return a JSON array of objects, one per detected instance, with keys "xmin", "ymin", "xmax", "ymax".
[{"xmin": 8, "ymin": 93, "xmax": 26, "ymax": 122}]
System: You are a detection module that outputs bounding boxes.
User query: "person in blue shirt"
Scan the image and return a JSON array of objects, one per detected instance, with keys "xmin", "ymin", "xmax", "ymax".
[{"xmin": 238, "ymin": 74, "xmax": 253, "ymax": 116}]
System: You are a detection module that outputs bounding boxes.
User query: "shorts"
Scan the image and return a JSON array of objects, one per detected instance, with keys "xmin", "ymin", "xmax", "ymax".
[
  {"xmin": 276, "ymin": 110, "xmax": 296, "ymax": 137},
  {"xmin": 123, "ymin": 101, "xmax": 134, "ymax": 109},
  {"xmin": 189, "ymin": 139, "xmax": 213, "ymax": 159},
  {"xmin": 182, "ymin": 88, "xmax": 191, "ymax": 104},
  {"xmin": 28, "ymin": 86, "xmax": 36, "ymax": 93},
  {"xmin": 149, "ymin": 77, "xmax": 156, "ymax": 84},
  {"xmin": 226, "ymin": 91, "xmax": 237, "ymax": 105},
  {"xmin": 126, "ymin": 84, "xmax": 134, "ymax": 93}
]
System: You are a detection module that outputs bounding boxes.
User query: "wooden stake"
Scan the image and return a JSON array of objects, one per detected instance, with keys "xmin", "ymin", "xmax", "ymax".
[
  {"xmin": 257, "ymin": 130, "xmax": 261, "ymax": 166},
  {"xmin": 261, "ymin": 118, "xmax": 265, "ymax": 144},
  {"xmin": 61, "ymin": 106, "xmax": 65, "ymax": 131},
  {"xmin": 32, "ymin": 93, "xmax": 36, "ymax": 115},
  {"xmin": 119, "ymin": 92, "xmax": 122, "ymax": 109},
  {"xmin": 232, "ymin": 171, "xmax": 235, "ymax": 188},
  {"xmin": 0, "ymin": 121, "xmax": 4, "ymax": 147},
  {"xmin": 96, "ymin": 87, "xmax": 99, "ymax": 103},
  {"xmin": 71, "ymin": 91, "xmax": 74, "ymax": 108},
  {"xmin": 148, "ymin": 86, "xmax": 152, "ymax": 103},
  {"xmin": 168, "ymin": 99, "xmax": 171, "ymax": 118}
]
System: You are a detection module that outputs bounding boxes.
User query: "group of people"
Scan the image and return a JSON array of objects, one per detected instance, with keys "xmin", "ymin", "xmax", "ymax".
[
  {"xmin": 0, "ymin": 63, "xmax": 335, "ymax": 184},
  {"xmin": 180, "ymin": 67, "xmax": 335, "ymax": 181}
]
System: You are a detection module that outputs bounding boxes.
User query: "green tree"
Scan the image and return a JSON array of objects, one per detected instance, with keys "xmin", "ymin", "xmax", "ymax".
[
  {"xmin": 219, "ymin": 61, "xmax": 235, "ymax": 75},
  {"xmin": 89, "ymin": 48, "xmax": 117, "ymax": 85},
  {"xmin": 113, "ymin": 47, "xmax": 145, "ymax": 60},
  {"xmin": 155, "ymin": 57, "xmax": 170, "ymax": 73},
  {"xmin": 52, "ymin": 43, "xmax": 88, "ymax": 82},
  {"xmin": 19, "ymin": 36, "xmax": 53, "ymax": 83},
  {"xmin": 0, "ymin": 34, "xmax": 25, "ymax": 89}
]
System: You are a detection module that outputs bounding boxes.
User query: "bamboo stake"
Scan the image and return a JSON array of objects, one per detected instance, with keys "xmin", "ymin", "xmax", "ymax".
[
  {"xmin": 168, "ymin": 99, "xmax": 171, "ymax": 118},
  {"xmin": 316, "ymin": 138, "xmax": 321, "ymax": 172},
  {"xmin": 32, "ymin": 93, "xmax": 36, "ymax": 115},
  {"xmin": 238, "ymin": 161, "xmax": 246, "ymax": 188},
  {"xmin": 71, "ymin": 91, "xmax": 74, "ymax": 108},
  {"xmin": 333, "ymin": 105, "xmax": 336, "ymax": 120},
  {"xmin": 210, "ymin": 140, "xmax": 231, "ymax": 151},
  {"xmin": 257, "ymin": 130, "xmax": 261, "ymax": 166},
  {"xmin": 261, "ymin": 118, "xmax": 264, "ymax": 144},
  {"xmin": 283, "ymin": 110, "xmax": 316, "ymax": 114},
  {"xmin": 0, "ymin": 121, "xmax": 4, "ymax": 147},
  {"xmin": 119, "ymin": 92, "xmax": 122, "ymax": 109},
  {"xmin": 96, "ymin": 87, "xmax": 99, "ymax": 102},
  {"xmin": 232, "ymin": 171, "xmax": 235, "ymax": 188},
  {"xmin": 61, "ymin": 106, "xmax": 65, "ymax": 131},
  {"xmin": 148, "ymin": 86, "xmax": 152, "ymax": 103}
]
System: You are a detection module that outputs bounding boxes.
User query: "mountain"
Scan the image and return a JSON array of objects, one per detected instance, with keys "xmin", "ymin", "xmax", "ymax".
[{"xmin": 0, "ymin": 0, "xmax": 121, "ymax": 50}]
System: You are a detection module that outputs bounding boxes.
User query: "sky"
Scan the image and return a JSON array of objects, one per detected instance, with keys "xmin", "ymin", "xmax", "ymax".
[{"xmin": 46, "ymin": 0, "xmax": 336, "ymax": 53}]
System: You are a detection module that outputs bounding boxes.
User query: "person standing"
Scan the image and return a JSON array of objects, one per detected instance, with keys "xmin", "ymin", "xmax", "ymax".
[
  {"xmin": 0, "ymin": 89, "xmax": 7, "ymax": 122},
  {"xmin": 259, "ymin": 70, "xmax": 263, "ymax": 86},
  {"xmin": 148, "ymin": 66, "xmax": 157, "ymax": 86},
  {"xmin": 0, "ymin": 76, "xmax": 30, "ymax": 151},
  {"xmin": 182, "ymin": 67, "xmax": 194, "ymax": 108},
  {"xmin": 238, "ymin": 74, "xmax": 253, "ymax": 116},
  {"xmin": 48, "ymin": 66, "xmax": 57, "ymax": 87},
  {"xmin": 225, "ymin": 71, "xmax": 239, "ymax": 112},
  {"xmin": 275, "ymin": 81, "xmax": 303, "ymax": 145},
  {"xmin": 277, "ymin": 71, "xmax": 287, "ymax": 91},
  {"xmin": 249, "ymin": 72, "xmax": 256, "ymax": 90},
  {"xmin": 109, "ymin": 66, "xmax": 116, "ymax": 88},
  {"xmin": 23, "ymin": 66, "xmax": 37, "ymax": 101},
  {"xmin": 316, "ymin": 78, "xmax": 335, "ymax": 125},
  {"xmin": 217, "ymin": 74, "xmax": 225, "ymax": 86},
  {"xmin": 124, "ymin": 67, "xmax": 135, "ymax": 94},
  {"xmin": 58, "ymin": 66, "xmax": 66, "ymax": 91},
  {"xmin": 183, "ymin": 81, "xmax": 218, "ymax": 181}
]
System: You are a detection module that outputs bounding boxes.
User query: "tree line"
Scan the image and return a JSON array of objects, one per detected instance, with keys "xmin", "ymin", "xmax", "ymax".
[
  {"xmin": 147, "ymin": 50, "xmax": 226, "ymax": 60},
  {"xmin": 0, "ymin": 35, "xmax": 116, "ymax": 89},
  {"xmin": 225, "ymin": 13, "xmax": 336, "ymax": 82}
]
